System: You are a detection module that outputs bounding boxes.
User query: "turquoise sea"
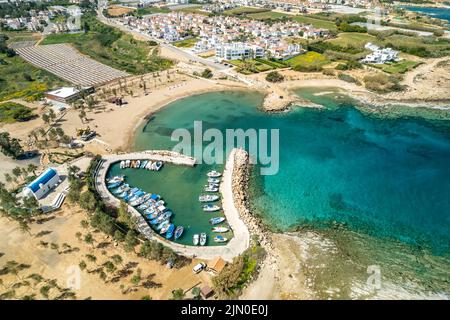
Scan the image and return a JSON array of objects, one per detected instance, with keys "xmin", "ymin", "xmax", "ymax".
[
  {"xmin": 402, "ymin": 5, "xmax": 450, "ymax": 24},
  {"xmin": 128, "ymin": 90, "xmax": 450, "ymax": 297}
]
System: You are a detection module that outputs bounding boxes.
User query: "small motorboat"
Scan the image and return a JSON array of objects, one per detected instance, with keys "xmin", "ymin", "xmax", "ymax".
[
  {"xmin": 205, "ymin": 183, "xmax": 219, "ymax": 189},
  {"xmin": 113, "ymin": 184, "xmax": 129, "ymax": 194},
  {"xmin": 204, "ymin": 185, "xmax": 218, "ymax": 192},
  {"xmin": 125, "ymin": 160, "xmax": 130, "ymax": 168},
  {"xmin": 200, "ymin": 233, "xmax": 207, "ymax": 246},
  {"xmin": 140, "ymin": 160, "xmax": 148, "ymax": 169},
  {"xmin": 207, "ymin": 170, "xmax": 221, "ymax": 178},
  {"xmin": 156, "ymin": 220, "xmax": 169, "ymax": 231},
  {"xmin": 107, "ymin": 181, "xmax": 122, "ymax": 189},
  {"xmin": 174, "ymin": 226, "xmax": 184, "ymax": 240},
  {"xmin": 212, "ymin": 226, "xmax": 229, "ymax": 233},
  {"xmin": 165, "ymin": 224, "xmax": 175, "ymax": 239},
  {"xmin": 210, "ymin": 217, "xmax": 225, "ymax": 225},
  {"xmin": 120, "ymin": 160, "xmax": 125, "ymax": 169},
  {"xmin": 214, "ymin": 235, "xmax": 228, "ymax": 243},
  {"xmin": 198, "ymin": 194, "xmax": 219, "ymax": 202},
  {"xmin": 145, "ymin": 161, "xmax": 153, "ymax": 170},
  {"xmin": 193, "ymin": 234, "xmax": 199, "ymax": 245},
  {"xmin": 160, "ymin": 222, "xmax": 171, "ymax": 234},
  {"xmin": 203, "ymin": 204, "xmax": 221, "ymax": 212},
  {"xmin": 154, "ymin": 161, "xmax": 163, "ymax": 171},
  {"xmin": 135, "ymin": 160, "xmax": 141, "ymax": 168},
  {"xmin": 107, "ymin": 175, "xmax": 125, "ymax": 184},
  {"xmin": 207, "ymin": 178, "xmax": 220, "ymax": 184}
]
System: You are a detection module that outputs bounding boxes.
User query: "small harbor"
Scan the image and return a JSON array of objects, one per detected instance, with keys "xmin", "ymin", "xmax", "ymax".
[{"xmin": 94, "ymin": 150, "xmax": 250, "ymax": 261}]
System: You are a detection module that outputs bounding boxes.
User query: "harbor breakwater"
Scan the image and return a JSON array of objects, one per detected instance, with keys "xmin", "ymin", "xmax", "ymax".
[{"xmin": 230, "ymin": 149, "xmax": 273, "ymax": 252}]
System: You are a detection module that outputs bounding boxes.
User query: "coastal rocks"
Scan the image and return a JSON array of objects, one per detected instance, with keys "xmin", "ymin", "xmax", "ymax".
[
  {"xmin": 231, "ymin": 149, "xmax": 273, "ymax": 253},
  {"xmin": 262, "ymin": 89, "xmax": 322, "ymax": 113}
]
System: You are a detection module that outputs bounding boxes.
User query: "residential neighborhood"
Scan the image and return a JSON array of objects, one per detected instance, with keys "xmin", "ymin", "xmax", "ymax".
[{"xmin": 113, "ymin": 11, "xmax": 329, "ymax": 61}]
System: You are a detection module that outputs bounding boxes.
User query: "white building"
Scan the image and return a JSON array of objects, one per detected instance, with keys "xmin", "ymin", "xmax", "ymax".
[
  {"xmin": 215, "ymin": 42, "xmax": 265, "ymax": 61},
  {"xmin": 23, "ymin": 168, "xmax": 61, "ymax": 200},
  {"xmin": 361, "ymin": 42, "xmax": 399, "ymax": 64}
]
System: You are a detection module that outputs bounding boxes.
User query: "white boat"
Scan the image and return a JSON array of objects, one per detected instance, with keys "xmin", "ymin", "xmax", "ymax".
[
  {"xmin": 120, "ymin": 160, "xmax": 125, "ymax": 169},
  {"xmin": 205, "ymin": 183, "xmax": 219, "ymax": 188},
  {"xmin": 146, "ymin": 161, "xmax": 153, "ymax": 170},
  {"xmin": 125, "ymin": 160, "xmax": 131, "ymax": 168},
  {"xmin": 203, "ymin": 204, "xmax": 221, "ymax": 212},
  {"xmin": 212, "ymin": 226, "xmax": 229, "ymax": 233},
  {"xmin": 199, "ymin": 194, "xmax": 219, "ymax": 202},
  {"xmin": 154, "ymin": 161, "xmax": 163, "ymax": 171},
  {"xmin": 207, "ymin": 178, "xmax": 220, "ymax": 184},
  {"xmin": 200, "ymin": 233, "xmax": 207, "ymax": 246},
  {"xmin": 207, "ymin": 170, "xmax": 221, "ymax": 178},
  {"xmin": 204, "ymin": 186, "xmax": 218, "ymax": 192},
  {"xmin": 210, "ymin": 217, "xmax": 225, "ymax": 225},
  {"xmin": 135, "ymin": 160, "xmax": 141, "ymax": 168},
  {"xmin": 214, "ymin": 235, "xmax": 228, "ymax": 243},
  {"xmin": 193, "ymin": 234, "xmax": 199, "ymax": 246},
  {"xmin": 107, "ymin": 175, "xmax": 125, "ymax": 184}
]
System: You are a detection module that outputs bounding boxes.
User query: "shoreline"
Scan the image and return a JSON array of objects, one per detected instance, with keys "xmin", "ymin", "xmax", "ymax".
[{"xmin": 119, "ymin": 79, "xmax": 256, "ymax": 152}]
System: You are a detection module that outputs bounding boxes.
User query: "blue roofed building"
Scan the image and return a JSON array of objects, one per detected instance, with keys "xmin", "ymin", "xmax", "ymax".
[{"xmin": 23, "ymin": 168, "xmax": 61, "ymax": 200}]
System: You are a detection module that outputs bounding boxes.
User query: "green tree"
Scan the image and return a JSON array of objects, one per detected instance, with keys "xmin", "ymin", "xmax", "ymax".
[
  {"xmin": 192, "ymin": 287, "xmax": 201, "ymax": 300},
  {"xmin": 124, "ymin": 230, "xmax": 138, "ymax": 252},
  {"xmin": 171, "ymin": 288, "xmax": 185, "ymax": 300},
  {"xmin": 265, "ymin": 71, "xmax": 284, "ymax": 83}
]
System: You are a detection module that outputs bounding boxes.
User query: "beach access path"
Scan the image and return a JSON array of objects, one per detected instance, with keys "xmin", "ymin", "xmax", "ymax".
[{"xmin": 94, "ymin": 150, "xmax": 250, "ymax": 262}]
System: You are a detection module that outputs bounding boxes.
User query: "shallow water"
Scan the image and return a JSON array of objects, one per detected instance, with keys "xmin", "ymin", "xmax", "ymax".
[{"xmin": 130, "ymin": 89, "xmax": 450, "ymax": 296}]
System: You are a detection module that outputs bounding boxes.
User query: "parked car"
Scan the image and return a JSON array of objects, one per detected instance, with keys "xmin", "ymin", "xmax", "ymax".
[{"xmin": 192, "ymin": 262, "xmax": 206, "ymax": 274}]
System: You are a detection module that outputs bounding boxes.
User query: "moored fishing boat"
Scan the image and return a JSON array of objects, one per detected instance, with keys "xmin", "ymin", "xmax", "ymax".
[
  {"xmin": 120, "ymin": 160, "xmax": 125, "ymax": 169},
  {"xmin": 113, "ymin": 184, "xmax": 129, "ymax": 194},
  {"xmin": 165, "ymin": 224, "xmax": 175, "ymax": 239},
  {"xmin": 107, "ymin": 175, "xmax": 125, "ymax": 184},
  {"xmin": 204, "ymin": 185, "xmax": 218, "ymax": 192},
  {"xmin": 193, "ymin": 234, "xmax": 199, "ymax": 245},
  {"xmin": 214, "ymin": 235, "xmax": 228, "ymax": 243},
  {"xmin": 200, "ymin": 233, "xmax": 207, "ymax": 246},
  {"xmin": 160, "ymin": 222, "xmax": 171, "ymax": 234},
  {"xmin": 107, "ymin": 181, "xmax": 122, "ymax": 189},
  {"xmin": 207, "ymin": 178, "xmax": 220, "ymax": 184},
  {"xmin": 135, "ymin": 160, "xmax": 141, "ymax": 168},
  {"xmin": 209, "ymin": 217, "xmax": 225, "ymax": 225},
  {"xmin": 199, "ymin": 194, "xmax": 220, "ymax": 202},
  {"xmin": 154, "ymin": 161, "xmax": 163, "ymax": 171},
  {"xmin": 156, "ymin": 219, "xmax": 169, "ymax": 230},
  {"xmin": 203, "ymin": 204, "xmax": 221, "ymax": 212},
  {"xmin": 212, "ymin": 226, "xmax": 229, "ymax": 233},
  {"xmin": 125, "ymin": 160, "xmax": 130, "ymax": 168},
  {"xmin": 207, "ymin": 170, "xmax": 221, "ymax": 178},
  {"xmin": 140, "ymin": 160, "xmax": 148, "ymax": 169},
  {"xmin": 174, "ymin": 226, "xmax": 184, "ymax": 240}
]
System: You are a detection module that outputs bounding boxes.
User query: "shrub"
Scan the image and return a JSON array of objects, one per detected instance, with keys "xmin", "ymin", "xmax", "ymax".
[
  {"xmin": 338, "ymin": 73, "xmax": 360, "ymax": 84},
  {"xmin": 265, "ymin": 71, "xmax": 284, "ymax": 82},
  {"xmin": 363, "ymin": 73, "xmax": 405, "ymax": 93},
  {"xmin": 200, "ymin": 68, "xmax": 213, "ymax": 79}
]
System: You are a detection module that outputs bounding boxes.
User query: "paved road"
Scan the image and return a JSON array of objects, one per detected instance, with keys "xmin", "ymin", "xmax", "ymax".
[{"xmin": 96, "ymin": 2, "xmax": 228, "ymax": 71}]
